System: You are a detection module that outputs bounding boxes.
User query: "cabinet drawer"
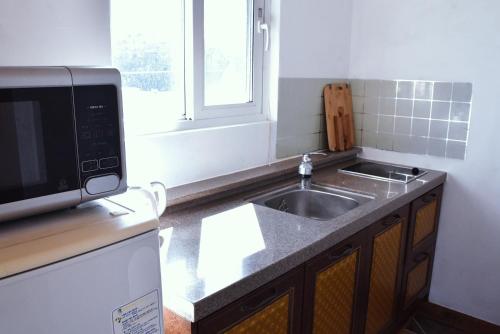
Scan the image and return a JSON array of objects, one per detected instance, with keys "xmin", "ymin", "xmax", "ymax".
[
  {"xmin": 408, "ymin": 186, "xmax": 443, "ymax": 251},
  {"xmin": 197, "ymin": 266, "xmax": 304, "ymax": 334},
  {"xmin": 402, "ymin": 246, "xmax": 435, "ymax": 309}
]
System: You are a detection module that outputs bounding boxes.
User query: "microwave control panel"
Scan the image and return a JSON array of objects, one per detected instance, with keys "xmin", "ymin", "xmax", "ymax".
[{"xmin": 73, "ymin": 85, "xmax": 122, "ymax": 189}]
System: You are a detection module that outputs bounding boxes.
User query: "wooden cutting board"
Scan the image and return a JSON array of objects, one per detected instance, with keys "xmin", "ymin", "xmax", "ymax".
[{"xmin": 323, "ymin": 83, "xmax": 355, "ymax": 151}]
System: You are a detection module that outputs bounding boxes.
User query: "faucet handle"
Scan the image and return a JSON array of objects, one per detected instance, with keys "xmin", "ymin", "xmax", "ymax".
[
  {"xmin": 302, "ymin": 151, "xmax": 327, "ymax": 161},
  {"xmin": 299, "ymin": 151, "xmax": 326, "ymax": 177},
  {"xmin": 302, "ymin": 154, "xmax": 312, "ymax": 163}
]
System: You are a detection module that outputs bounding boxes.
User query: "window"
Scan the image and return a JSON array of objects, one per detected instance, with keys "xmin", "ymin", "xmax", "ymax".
[{"xmin": 111, "ymin": 0, "xmax": 267, "ymax": 135}]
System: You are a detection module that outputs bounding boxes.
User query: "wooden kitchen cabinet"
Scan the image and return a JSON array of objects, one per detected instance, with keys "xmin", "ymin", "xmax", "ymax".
[
  {"xmin": 398, "ymin": 185, "xmax": 443, "ymax": 315},
  {"xmin": 402, "ymin": 246, "xmax": 435, "ymax": 309},
  {"xmin": 196, "ymin": 266, "xmax": 304, "ymax": 334},
  {"xmin": 164, "ymin": 185, "xmax": 444, "ymax": 334},
  {"xmin": 363, "ymin": 205, "xmax": 409, "ymax": 334},
  {"xmin": 407, "ymin": 185, "xmax": 443, "ymax": 251},
  {"xmin": 302, "ymin": 233, "xmax": 366, "ymax": 334}
]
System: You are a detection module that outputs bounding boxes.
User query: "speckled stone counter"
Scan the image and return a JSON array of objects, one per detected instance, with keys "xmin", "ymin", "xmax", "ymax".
[{"xmin": 159, "ymin": 157, "xmax": 446, "ymax": 322}]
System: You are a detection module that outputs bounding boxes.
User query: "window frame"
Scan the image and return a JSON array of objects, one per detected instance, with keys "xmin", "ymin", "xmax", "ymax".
[
  {"xmin": 111, "ymin": 0, "xmax": 268, "ymax": 134},
  {"xmin": 184, "ymin": 0, "xmax": 266, "ymax": 124}
]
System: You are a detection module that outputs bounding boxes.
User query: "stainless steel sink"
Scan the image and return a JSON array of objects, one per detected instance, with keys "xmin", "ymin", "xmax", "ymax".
[
  {"xmin": 339, "ymin": 161, "xmax": 427, "ymax": 183},
  {"xmin": 250, "ymin": 184, "xmax": 373, "ymax": 221}
]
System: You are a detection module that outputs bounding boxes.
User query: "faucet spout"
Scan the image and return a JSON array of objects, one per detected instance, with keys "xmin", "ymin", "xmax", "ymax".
[{"xmin": 300, "ymin": 176, "xmax": 312, "ymax": 189}]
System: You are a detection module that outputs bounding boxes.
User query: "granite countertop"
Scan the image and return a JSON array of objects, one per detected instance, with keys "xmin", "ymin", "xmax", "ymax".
[{"xmin": 159, "ymin": 154, "xmax": 446, "ymax": 322}]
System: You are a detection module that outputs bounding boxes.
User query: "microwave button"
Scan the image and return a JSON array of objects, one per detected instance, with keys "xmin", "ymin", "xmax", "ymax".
[
  {"xmin": 81, "ymin": 160, "xmax": 98, "ymax": 172},
  {"xmin": 99, "ymin": 156, "xmax": 119, "ymax": 169},
  {"xmin": 85, "ymin": 174, "xmax": 120, "ymax": 195}
]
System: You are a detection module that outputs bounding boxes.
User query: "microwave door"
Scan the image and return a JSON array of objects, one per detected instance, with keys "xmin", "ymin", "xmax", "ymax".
[{"xmin": 0, "ymin": 87, "xmax": 81, "ymax": 222}]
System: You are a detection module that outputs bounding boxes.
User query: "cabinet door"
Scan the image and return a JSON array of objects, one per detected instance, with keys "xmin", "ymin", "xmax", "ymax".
[
  {"xmin": 364, "ymin": 206, "xmax": 409, "ymax": 334},
  {"xmin": 408, "ymin": 186, "xmax": 443, "ymax": 250},
  {"xmin": 402, "ymin": 248, "xmax": 435, "ymax": 309},
  {"xmin": 303, "ymin": 235, "xmax": 365, "ymax": 334},
  {"xmin": 197, "ymin": 266, "xmax": 304, "ymax": 334}
]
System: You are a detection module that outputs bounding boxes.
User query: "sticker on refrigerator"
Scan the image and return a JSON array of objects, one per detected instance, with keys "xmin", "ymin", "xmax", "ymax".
[{"xmin": 112, "ymin": 290, "xmax": 161, "ymax": 334}]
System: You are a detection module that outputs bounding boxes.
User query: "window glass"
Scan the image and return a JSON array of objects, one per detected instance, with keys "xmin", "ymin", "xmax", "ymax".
[
  {"xmin": 204, "ymin": 0, "xmax": 253, "ymax": 106},
  {"xmin": 111, "ymin": 0, "xmax": 185, "ymax": 134}
]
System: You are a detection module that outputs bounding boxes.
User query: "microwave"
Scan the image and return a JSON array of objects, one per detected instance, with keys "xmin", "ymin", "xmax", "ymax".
[{"xmin": 0, "ymin": 67, "xmax": 127, "ymax": 222}]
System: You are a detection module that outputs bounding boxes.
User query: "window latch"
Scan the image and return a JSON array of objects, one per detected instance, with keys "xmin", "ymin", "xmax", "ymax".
[{"xmin": 257, "ymin": 7, "xmax": 269, "ymax": 51}]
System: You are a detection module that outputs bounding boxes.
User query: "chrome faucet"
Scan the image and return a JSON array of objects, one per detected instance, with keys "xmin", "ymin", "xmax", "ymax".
[{"xmin": 298, "ymin": 152, "xmax": 327, "ymax": 188}]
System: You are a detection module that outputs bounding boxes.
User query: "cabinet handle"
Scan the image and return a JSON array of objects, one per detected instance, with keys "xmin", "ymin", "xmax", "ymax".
[
  {"xmin": 240, "ymin": 287, "xmax": 279, "ymax": 312},
  {"xmin": 414, "ymin": 252, "xmax": 429, "ymax": 263},
  {"xmin": 328, "ymin": 244, "xmax": 353, "ymax": 260},
  {"xmin": 422, "ymin": 193, "xmax": 437, "ymax": 203},
  {"xmin": 383, "ymin": 214, "xmax": 402, "ymax": 226}
]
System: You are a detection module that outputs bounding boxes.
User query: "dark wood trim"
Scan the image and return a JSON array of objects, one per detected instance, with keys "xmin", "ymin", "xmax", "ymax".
[
  {"xmin": 417, "ymin": 302, "xmax": 500, "ymax": 334},
  {"xmin": 354, "ymin": 227, "xmax": 372, "ymax": 334}
]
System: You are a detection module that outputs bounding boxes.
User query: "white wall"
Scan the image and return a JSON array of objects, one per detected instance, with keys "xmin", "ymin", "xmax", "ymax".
[
  {"xmin": 126, "ymin": 122, "xmax": 272, "ymax": 187},
  {"xmin": 0, "ymin": 0, "xmax": 110, "ymax": 66},
  {"xmin": 350, "ymin": 0, "xmax": 500, "ymax": 325},
  {"xmin": 279, "ymin": 0, "xmax": 352, "ymax": 78}
]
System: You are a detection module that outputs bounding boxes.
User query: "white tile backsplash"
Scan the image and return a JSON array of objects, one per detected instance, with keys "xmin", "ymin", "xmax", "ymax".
[
  {"xmin": 396, "ymin": 99, "xmax": 413, "ymax": 117},
  {"xmin": 379, "ymin": 98, "xmax": 396, "ymax": 115},
  {"xmin": 412, "ymin": 118, "xmax": 430, "ymax": 137},
  {"xmin": 415, "ymin": 81, "xmax": 433, "ymax": 100},
  {"xmin": 276, "ymin": 77, "xmax": 471, "ymax": 160},
  {"xmin": 410, "ymin": 136, "xmax": 428, "ymax": 155},
  {"xmin": 452, "ymin": 82, "xmax": 473, "ymax": 102},
  {"xmin": 393, "ymin": 134, "xmax": 411, "ymax": 153},
  {"xmin": 350, "ymin": 78, "xmax": 472, "ymax": 160},
  {"xmin": 431, "ymin": 101, "xmax": 451, "ymax": 120},
  {"xmin": 433, "ymin": 82, "xmax": 453, "ymax": 101},
  {"xmin": 364, "ymin": 97, "xmax": 379, "ymax": 114},
  {"xmin": 429, "ymin": 120, "xmax": 448, "ymax": 139},
  {"xmin": 350, "ymin": 79, "xmax": 365, "ymax": 97},
  {"xmin": 380, "ymin": 80, "xmax": 397, "ymax": 98},
  {"xmin": 378, "ymin": 115, "xmax": 395, "ymax": 134},
  {"xmin": 397, "ymin": 80, "xmax": 414, "ymax": 99},
  {"xmin": 365, "ymin": 80, "xmax": 380, "ymax": 97},
  {"xmin": 376, "ymin": 133, "xmax": 394, "ymax": 150},
  {"xmin": 450, "ymin": 102, "xmax": 470, "ymax": 122},
  {"xmin": 395, "ymin": 117, "xmax": 412, "ymax": 134},
  {"xmin": 363, "ymin": 113, "xmax": 378, "ymax": 132},
  {"xmin": 353, "ymin": 96, "xmax": 364, "ymax": 114},
  {"xmin": 428, "ymin": 138, "xmax": 447, "ymax": 157},
  {"xmin": 413, "ymin": 100, "xmax": 431, "ymax": 118},
  {"xmin": 448, "ymin": 122, "xmax": 468, "ymax": 141}
]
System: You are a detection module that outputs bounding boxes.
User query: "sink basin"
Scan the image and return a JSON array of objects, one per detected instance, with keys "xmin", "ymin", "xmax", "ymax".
[
  {"xmin": 250, "ymin": 184, "xmax": 373, "ymax": 221},
  {"xmin": 339, "ymin": 161, "xmax": 427, "ymax": 183}
]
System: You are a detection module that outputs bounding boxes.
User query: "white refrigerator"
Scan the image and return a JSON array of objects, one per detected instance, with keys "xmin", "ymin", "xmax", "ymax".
[{"xmin": 0, "ymin": 190, "xmax": 163, "ymax": 334}]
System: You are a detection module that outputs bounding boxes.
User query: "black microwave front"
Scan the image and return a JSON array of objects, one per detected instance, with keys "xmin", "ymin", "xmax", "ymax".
[{"xmin": 0, "ymin": 67, "xmax": 127, "ymax": 222}]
